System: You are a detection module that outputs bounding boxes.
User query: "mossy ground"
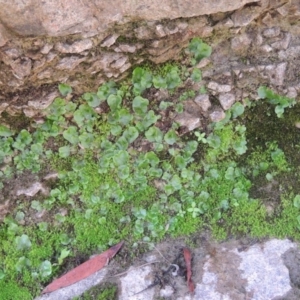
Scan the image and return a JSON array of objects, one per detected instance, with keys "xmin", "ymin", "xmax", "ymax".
[{"xmin": 1, "ymin": 46, "xmax": 300, "ymax": 299}]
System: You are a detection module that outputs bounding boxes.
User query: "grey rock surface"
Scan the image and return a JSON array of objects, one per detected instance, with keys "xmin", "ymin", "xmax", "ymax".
[
  {"xmin": 35, "ymin": 239, "xmax": 300, "ymax": 300},
  {"xmin": 0, "ymin": 0, "xmax": 258, "ymax": 37}
]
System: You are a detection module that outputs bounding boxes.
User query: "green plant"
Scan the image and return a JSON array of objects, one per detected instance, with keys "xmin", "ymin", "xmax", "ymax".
[
  {"xmin": 188, "ymin": 38, "xmax": 212, "ymax": 65},
  {"xmin": 257, "ymin": 86, "xmax": 296, "ymax": 118},
  {"xmin": 132, "ymin": 67, "xmax": 152, "ymax": 95}
]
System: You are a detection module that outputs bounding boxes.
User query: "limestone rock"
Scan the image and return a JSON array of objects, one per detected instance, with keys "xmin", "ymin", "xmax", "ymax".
[
  {"xmin": 0, "ymin": 23, "xmax": 10, "ymax": 47},
  {"xmin": 209, "ymin": 107, "xmax": 226, "ymax": 122},
  {"xmin": 271, "ymin": 32, "xmax": 291, "ymax": 50},
  {"xmin": 175, "ymin": 111, "xmax": 201, "ymax": 132},
  {"xmin": 40, "ymin": 43, "xmax": 53, "ymax": 55},
  {"xmin": 11, "ymin": 57, "xmax": 32, "ymax": 79},
  {"xmin": 0, "ymin": 0, "xmax": 259, "ymax": 37},
  {"xmin": 56, "ymin": 56, "xmax": 85, "ymax": 70},
  {"xmin": 115, "ymin": 44, "xmax": 137, "ymax": 53},
  {"xmin": 16, "ymin": 182, "xmax": 48, "ymax": 197},
  {"xmin": 208, "ymin": 81, "xmax": 232, "ymax": 93},
  {"xmin": 262, "ymin": 27, "xmax": 281, "ymax": 38},
  {"xmin": 231, "ymin": 6, "xmax": 261, "ymax": 27},
  {"xmin": 219, "ymin": 93, "xmax": 236, "ymax": 110},
  {"xmin": 55, "ymin": 39, "xmax": 93, "ymax": 54},
  {"xmin": 28, "ymin": 90, "xmax": 58, "ymax": 110},
  {"xmin": 231, "ymin": 33, "xmax": 252, "ymax": 53},
  {"xmin": 265, "ymin": 62, "xmax": 287, "ymax": 86},
  {"xmin": 194, "ymin": 94, "xmax": 211, "ymax": 112},
  {"xmin": 100, "ymin": 34, "xmax": 119, "ymax": 47}
]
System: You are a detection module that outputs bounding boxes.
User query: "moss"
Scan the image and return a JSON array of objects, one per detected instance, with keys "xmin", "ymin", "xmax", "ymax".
[{"xmin": 73, "ymin": 283, "xmax": 117, "ymax": 300}]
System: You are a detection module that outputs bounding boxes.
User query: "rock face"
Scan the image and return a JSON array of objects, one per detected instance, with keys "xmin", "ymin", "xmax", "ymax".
[
  {"xmin": 0, "ymin": 0, "xmax": 299, "ymax": 116},
  {"xmin": 0, "ymin": 0, "xmax": 257, "ymax": 37},
  {"xmin": 35, "ymin": 238, "xmax": 300, "ymax": 300}
]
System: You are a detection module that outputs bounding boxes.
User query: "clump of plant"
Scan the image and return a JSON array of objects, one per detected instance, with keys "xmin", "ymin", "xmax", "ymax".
[{"xmin": 257, "ymin": 86, "xmax": 296, "ymax": 118}]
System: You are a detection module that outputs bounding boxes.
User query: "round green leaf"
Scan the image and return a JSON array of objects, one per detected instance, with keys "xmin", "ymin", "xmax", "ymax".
[
  {"xmin": 164, "ymin": 129, "xmax": 177, "ymax": 145},
  {"xmin": 145, "ymin": 126, "xmax": 163, "ymax": 143},
  {"xmin": 39, "ymin": 260, "xmax": 52, "ymax": 278},
  {"xmin": 59, "ymin": 146, "xmax": 71, "ymax": 158},
  {"xmin": 132, "ymin": 96, "xmax": 149, "ymax": 115},
  {"xmin": 231, "ymin": 102, "xmax": 245, "ymax": 118},
  {"xmin": 294, "ymin": 195, "xmax": 300, "ymax": 208},
  {"xmin": 63, "ymin": 126, "xmax": 79, "ymax": 144},
  {"xmin": 123, "ymin": 126, "xmax": 139, "ymax": 144},
  {"xmin": 82, "ymin": 92, "xmax": 101, "ymax": 107},
  {"xmin": 58, "ymin": 83, "xmax": 72, "ymax": 96},
  {"xmin": 107, "ymin": 94, "xmax": 122, "ymax": 111},
  {"xmin": 15, "ymin": 234, "xmax": 32, "ymax": 251},
  {"xmin": 113, "ymin": 150, "xmax": 129, "ymax": 166},
  {"xmin": 0, "ymin": 125, "xmax": 13, "ymax": 137}
]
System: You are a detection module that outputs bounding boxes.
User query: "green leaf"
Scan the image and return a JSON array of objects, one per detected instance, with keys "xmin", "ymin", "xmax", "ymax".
[
  {"xmin": 113, "ymin": 150, "xmax": 129, "ymax": 166},
  {"xmin": 31, "ymin": 200, "xmax": 42, "ymax": 212},
  {"xmin": 117, "ymin": 165, "xmax": 130, "ymax": 179},
  {"xmin": 231, "ymin": 102, "xmax": 245, "ymax": 118},
  {"xmin": 145, "ymin": 126, "xmax": 163, "ymax": 143},
  {"xmin": 73, "ymin": 104, "xmax": 96, "ymax": 126},
  {"xmin": 207, "ymin": 134, "xmax": 221, "ymax": 149},
  {"xmin": 175, "ymin": 155, "xmax": 187, "ymax": 169},
  {"xmin": 188, "ymin": 38, "xmax": 212, "ymax": 63},
  {"xmin": 39, "ymin": 260, "xmax": 52, "ymax": 278},
  {"xmin": 145, "ymin": 151, "xmax": 160, "ymax": 166},
  {"xmin": 15, "ymin": 234, "xmax": 32, "ymax": 251},
  {"xmin": 133, "ymin": 96, "xmax": 149, "ymax": 115},
  {"xmin": 38, "ymin": 222, "xmax": 48, "ymax": 231},
  {"xmin": 13, "ymin": 130, "xmax": 33, "ymax": 150},
  {"xmin": 139, "ymin": 110, "xmax": 160, "ymax": 130},
  {"xmin": 159, "ymin": 101, "xmax": 173, "ymax": 110},
  {"xmin": 191, "ymin": 68, "xmax": 202, "ymax": 82},
  {"xmin": 148, "ymin": 167, "xmax": 163, "ymax": 178},
  {"xmin": 0, "ymin": 269, "xmax": 5, "ymax": 280},
  {"xmin": 0, "ymin": 125, "xmax": 13, "ymax": 137},
  {"xmin": 225, "ymin": 166, "xmax": 235, "ymax": 180},
  {"xmin": 60, "ymin": 233, "xmax": 72, "ymax": 245},
  {"xmin": 59, "ymin": 146, "xmax": 71, "ymax": 158},
  {"xmin": 183, "ymin": 140, "xmax": 198, "ymax": 158},
  {"xmin": 58, "ymin": 248, "xmax": 70, "ymax": 265},
  {"xmin": 97, "ymin": 81, "xmax": 117, "ymax": 100},
  {"xmin": 63, "ymin": 126, "xmax": 79, "ymax": 144},
  {"xmin": 58, "ymin": 83, "xmax": 72, "ymax": 96},
  {"xmin": 107, "ymin": 94, "xmax": 122, "ymax": 111},
  {"xmin": 257, "ymin": 86, "xmax": 269, "ymax": 99},
  {"xmin": 82, "ymin": 92, "xmax": 101, "ymax": 107},
  {"xmin": 153, "ymin": 75, "xmax": 167, "ymax": 89},
  {"xmin": 15, "ymin": 257, "xmax": 31, "ymax": 272},
  {"xmin": 294, "ymin": 195, "xmax": 300, "ymax": 208},
  {"xmin": 175, "ymin": 103, "xmax": 184, "ymax": 113},
  {"xmin": 164, "ymin": 129, "xmax": 178, "ymax": 145},
  {"xmin": 132, "ymin": 67, "xmax": 152, "ymax": 95},
  {"xmin": 79, "ymin": 132, "xmax": 94, "ymax": 148},
  {"xmin": 116, "ymin": 136, "xmax": 129, "ymax": 150},
  {"xmin": 110, "ymin": 125, "xmax": 122, "ymax": 136},
  {"xmin": 123, "ymin": 126, "xmax": 139, "ymax": 143},
  {"xmin": 117, "ymin": 108, "xmax": 133, "ymax": 126},
  {"xmin": 275, "ymin": 105, "xmax": 284, "ymax": 118},
  {"xmin": 233, "ymin": 139, "xmax": 247, "ymax": 155},
  {"xmin": 165, "ymin": 66, "xmax": 181, "ymax": 89},
  {"xmin": 170, "ymin": 175, "xmax": 182, "ymax": 190}
]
